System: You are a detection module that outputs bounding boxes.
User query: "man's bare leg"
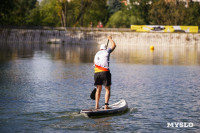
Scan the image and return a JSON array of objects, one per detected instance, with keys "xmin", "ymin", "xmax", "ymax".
[
  {"xmin": 105, "ymin": 86, "xmax": 111, "ymax": 109},
  {"xmin": 95, "ymin": 85, "xmax": 102, "ymax": 109}
]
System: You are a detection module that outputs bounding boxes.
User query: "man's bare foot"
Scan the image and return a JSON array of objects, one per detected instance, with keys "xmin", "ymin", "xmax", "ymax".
[
  {"xmin": 104, "ymin": 105, "xmax": 111, "ymax": 110},
  {"xmin": 95, "ymin": 107, "xmax": 100, "ymax": 110}
]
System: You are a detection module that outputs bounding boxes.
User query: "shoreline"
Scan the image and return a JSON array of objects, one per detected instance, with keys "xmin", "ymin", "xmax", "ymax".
[{"xmin": 0, "ymin": 27, "xmax": 200, "ymax": 46}]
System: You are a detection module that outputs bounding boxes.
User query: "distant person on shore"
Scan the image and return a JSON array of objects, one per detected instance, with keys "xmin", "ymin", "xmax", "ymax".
[
  {"xmin": 90, "ymin": 22, "xmax": 93, "ymax": 28},
  {"xmin": 94, "ymin": 36, "xmax": 116, "ymax": 109},
  {"xmin": 97, "ymin": 21, "xmax": 103, "ymax": 28}
]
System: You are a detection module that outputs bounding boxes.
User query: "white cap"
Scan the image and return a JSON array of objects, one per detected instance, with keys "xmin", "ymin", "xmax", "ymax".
[{"xmin": 100, "ymin": 44, "xmax": 107, "ymax": 50}]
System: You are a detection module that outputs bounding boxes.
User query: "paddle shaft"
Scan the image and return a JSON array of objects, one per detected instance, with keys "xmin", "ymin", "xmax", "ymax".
[{"xmin": 106, "ymin": 39, "xmax": 109, "ymax": 49}]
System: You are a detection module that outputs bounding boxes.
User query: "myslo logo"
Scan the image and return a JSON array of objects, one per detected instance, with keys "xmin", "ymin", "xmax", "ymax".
[{"xmin": 167, "ymin": 122, "xmax": 194, "ymax": 128}]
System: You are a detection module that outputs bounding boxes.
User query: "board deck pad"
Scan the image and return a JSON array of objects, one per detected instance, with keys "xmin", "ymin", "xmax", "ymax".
[{"xmin": 80, "ymin": 99, "xmax": 128, "ymax": 117}]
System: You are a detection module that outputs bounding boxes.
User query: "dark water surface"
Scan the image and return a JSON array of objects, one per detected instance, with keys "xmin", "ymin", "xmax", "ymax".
[{"xmin": 0, "ymin": 43, "xmax": 200, "ymax": 133}]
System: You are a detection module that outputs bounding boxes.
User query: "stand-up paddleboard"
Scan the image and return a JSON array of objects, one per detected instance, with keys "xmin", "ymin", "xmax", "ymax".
[{"xmin": 80, "ymin": 99, "xmax": 128, "ymax": 117}]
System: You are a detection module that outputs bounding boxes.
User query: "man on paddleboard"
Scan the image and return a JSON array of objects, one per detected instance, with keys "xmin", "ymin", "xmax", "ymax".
[{"xmin": 94, "ymin": 36, "xmax": 116, "ymax": 109}]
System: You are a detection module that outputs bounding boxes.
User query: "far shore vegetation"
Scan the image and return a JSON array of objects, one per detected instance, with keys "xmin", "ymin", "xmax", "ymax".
[{"xmin": 1, "ymin": 0, "xmax": 200, "ymax": 28}]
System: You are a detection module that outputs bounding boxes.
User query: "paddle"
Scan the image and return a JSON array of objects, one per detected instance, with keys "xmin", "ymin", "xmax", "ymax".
[
  {"xmin": 90, "ymin": 39, "xmax": 109, "ymax": 100},
  {"xmin": 106, "ymin": 39, "xmax": 109, "ymax": 49},
  {"xmin": 90, "ymin": 87, "xmax": 96, "ymax": 100}
]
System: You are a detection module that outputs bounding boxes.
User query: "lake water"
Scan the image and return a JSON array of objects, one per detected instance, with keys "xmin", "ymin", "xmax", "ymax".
[{"xmin": 0, "ymin": 43, "xmax": 200, "ymax": 133}]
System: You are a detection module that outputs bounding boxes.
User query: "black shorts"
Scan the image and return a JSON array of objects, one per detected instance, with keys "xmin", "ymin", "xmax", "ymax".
[{"xmin": 94, "ymin": 71, "xmax": 111, "ymax": 86}]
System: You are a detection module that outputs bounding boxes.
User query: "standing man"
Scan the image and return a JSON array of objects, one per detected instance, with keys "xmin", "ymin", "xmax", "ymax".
[{"xmin": 94, "ymin": 36, "xmax": 116, "ymax": 109}]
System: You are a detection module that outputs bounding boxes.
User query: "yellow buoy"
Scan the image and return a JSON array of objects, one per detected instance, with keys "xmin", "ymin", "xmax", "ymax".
[{"xmin": 150, "ymin": 45, "xmax": 154, "ymax": 50}]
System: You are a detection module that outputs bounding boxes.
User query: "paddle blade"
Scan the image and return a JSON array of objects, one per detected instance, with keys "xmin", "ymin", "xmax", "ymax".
[{"xmin": 90, "ymin": 88, "xmax": 96, "ymax": 100}]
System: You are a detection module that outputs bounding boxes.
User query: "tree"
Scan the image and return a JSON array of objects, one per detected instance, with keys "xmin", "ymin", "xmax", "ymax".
[
  {"xmin": 129, "ymin": 0, "xmax": 152, "ymax": 24},
  {"xmin": 12, "ymin": 0, "xmax": 37, "ymax": 25},
  {"xmin": 106, "ymin": 0, "xmax": 148, "ymax": 28},
  {"xmin": 106, "ymin": 10, "xmax": 130, "ymax": 28},
  {"xmin": 26, "ymin": 2, "xmax": 42, "ymax": 26},
  {"xmin": 56, "ymin": 0, "xmax": 68, "ymax": 27},
  {"xmin": 64, "ymin": 0, "xmax": 108, "ymax": 27},
  {"xmin": 184, "ymin": 2, "xmax": 200, "ymax": 25},
  {"xmin": 0, "ymin": 0, "xmax": 15, "ymax": 25},
  {"xmin": 83, "ymin": 0, "xmax": 108, "ymax": 27},
  {"xmin": 149, "ymin": 0, "xmax": 186, "ymax": 25},
  {"xmin": 24, "ymin": 0, "xmax": 108, "ymax": 27},
  {"xmin": 108, "ymin": 0, "xmax": 122, "ymax": 15},
  {"xmin": 0, "ymin": 0, "xmax": 37, "ymax": 26},
  {"xmin": 39, "ymin": 0, "xmax": 60, "ymax": 26}
]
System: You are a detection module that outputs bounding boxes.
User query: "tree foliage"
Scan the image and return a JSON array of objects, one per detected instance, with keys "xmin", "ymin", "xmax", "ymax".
[
  {"xmin": 1, "ymin": 0, "xmax": 200, "ymax": 27},
  {"xmin": 106, "ymin": 10, "xmax": 130, "ymax": 28},
  {"xmin": 39, "ymin": 0, "xmax": 60, "ymax": 26},
  {"xmin": 0, "ymin": 0, "xmax": 37, "ymax": 26},
  {"xmin": 149, "ymin": 0, "xmax": 186, "ymax": 25},
  {"xmin": 108, "ymin": 0, "xmax": 122, "ymax": 15},
  {"xmin": 106, "ymin": 0, "xmax": 148, "ymax": 28},
  {"xmin": 184, "ymin": 2, "xmax": 200, "ymax": 25},
  {"xmin": 130, "ymin": 0, "xmax": 152, "ymax": 24},
  {"xmin": 67, "ymin": 0, "xmax": 108, "ymax": 27}
]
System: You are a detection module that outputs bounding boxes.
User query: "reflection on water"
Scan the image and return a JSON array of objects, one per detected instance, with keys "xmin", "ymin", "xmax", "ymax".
[
  {"xmin": 0, "ymin": 43, "xmax": 199, "ymax": 65},
  {"xmin": 0, "ymin": 43, "xmax": 98, "ymax": 63},
  {"xmin": 114, "ymin": 44, "xmax": 200, "ymax": 65},
  {"xmin": 0, "ymin": 43, "xmax": 200, "ymax": 132}
]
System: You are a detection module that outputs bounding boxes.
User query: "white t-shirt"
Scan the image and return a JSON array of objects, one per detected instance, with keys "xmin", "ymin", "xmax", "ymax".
[{"xmin": 94, "ymin": 48, "xmax": 112, "ymax": 69}]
